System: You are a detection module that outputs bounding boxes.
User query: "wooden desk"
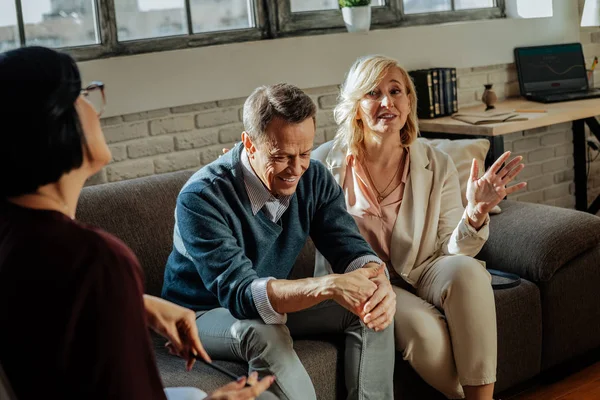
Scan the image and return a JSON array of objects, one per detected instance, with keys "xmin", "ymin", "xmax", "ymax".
[{"xmin": 419, "ymin": 98, "xmax": 600, "ymax": 214}]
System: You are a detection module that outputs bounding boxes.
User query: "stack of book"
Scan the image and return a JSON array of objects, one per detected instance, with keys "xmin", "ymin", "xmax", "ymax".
[{"xmin": 408, "ymin": 68, "xmax": 458, "ymax": 119}]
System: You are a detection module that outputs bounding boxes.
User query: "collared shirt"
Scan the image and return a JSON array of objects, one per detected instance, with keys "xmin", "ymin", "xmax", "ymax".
[
  {"xmin": 343, "ymin": 148, "xmax": 410, "ymax": 279},
  {"xmin": 242, "ymin": 150, "xmax": 383, "ymax": 324}
]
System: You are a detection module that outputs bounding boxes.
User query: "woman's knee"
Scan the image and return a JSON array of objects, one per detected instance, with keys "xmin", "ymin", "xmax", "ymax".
[
  {"xmin": 395, "ymin": 307, "xmax": 449, "ymax": 355},
  {"xmin": 446, "ymin": 256, "xmax": 491, "ymax": 291}
]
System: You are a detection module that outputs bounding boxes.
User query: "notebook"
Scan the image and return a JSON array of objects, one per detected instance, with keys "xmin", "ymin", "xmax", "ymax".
[
  {"xmin": 514, "ymin": 43, "xmax": 600, "ymax": 103},
  {"xmin": 451, "ymin": 111, "xmax": 528, "ymax": 125}
]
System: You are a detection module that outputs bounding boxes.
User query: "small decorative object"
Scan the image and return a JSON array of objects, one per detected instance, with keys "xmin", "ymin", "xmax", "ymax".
[
  {"xmin": 481, "ymin": 84, "xmax": 497, "ymax": 111},
  {"xmin": 339, "ymin": 0, "xmax": 372, "ymax": 33}
]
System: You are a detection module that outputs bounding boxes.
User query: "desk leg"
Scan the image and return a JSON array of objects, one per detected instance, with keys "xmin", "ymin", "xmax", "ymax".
[
  {"xmin": 488, "ymin": 136, "xmax": 505, "ymax": 169},
  {"xmin": 573, "ymin": 119, "xmax": 588, "ymax": 212}
]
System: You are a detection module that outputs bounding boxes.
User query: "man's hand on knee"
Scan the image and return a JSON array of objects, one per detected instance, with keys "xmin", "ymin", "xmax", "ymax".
[
  {"xmin": 329, "ymin": 266, "xmax": 382, "ymax": 316},
  {"xmin": 361, "ymin": 273, "xmax": 396, "ymax": 332}
]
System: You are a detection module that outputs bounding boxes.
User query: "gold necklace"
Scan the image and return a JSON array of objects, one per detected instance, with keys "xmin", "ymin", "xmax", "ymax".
[{"xmin": 361, "ymin": 150, "xmax": 404, "ymax": 203}]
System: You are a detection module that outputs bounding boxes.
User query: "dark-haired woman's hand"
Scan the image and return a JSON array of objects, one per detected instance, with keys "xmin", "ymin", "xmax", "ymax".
[
  {"xmin": 465, "ymin": 151, "xmax": 527, "ymax": 229},
  {"xmin": 143, "ymin": 295, "xmax": 210, "ymax": 371}
]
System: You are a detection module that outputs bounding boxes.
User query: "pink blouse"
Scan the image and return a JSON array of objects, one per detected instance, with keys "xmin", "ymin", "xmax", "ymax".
[{"xmin": 342, "ymin": 149, "xmax": 410, "ymax": 270}]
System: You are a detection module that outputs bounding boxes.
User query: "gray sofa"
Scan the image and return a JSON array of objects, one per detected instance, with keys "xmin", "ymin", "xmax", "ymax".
[{"xmin": 76, "ymin": 170, "xmax": 600, "ymax": 399}]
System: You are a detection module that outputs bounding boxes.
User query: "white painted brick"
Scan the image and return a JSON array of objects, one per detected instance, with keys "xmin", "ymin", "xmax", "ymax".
[
  {"xmin": 175, "ymin": 129, "xmax": 220, "ymax": 150},
  {"xmin": 555, "ymin": 143, "xmax": 574, "ymax": 157},
  {"xmin": 542, "ymin": 158, "xmax": 566, "ymax": 173},
  {"xmin": 316, "ymin": 110, "xmax": 336, "ymax": 128},
  {"xmin": 123, "ymin": 109, "xmax": 170, "ymax": 122},
  {"xmin": 150, "ymin": 115, "xmax": 195, "ymax": 136},
  {"xmin": 566, "ymin": 156, "xmax": 575, "ymax": 168},
  {"xmin": 103, "ymin": 122, "xmax": 148, "ymax": 144},
  {"xmin": 581, "ymin": 31, "xmax": 592, "ymax": 44},
  {"xmin": 318, "ymin": 94, "xmax": 338, "ymax": 109},
  {"xmin": 154, "ymin": 151, "xmax": 200, "ymax": 174},
  {"xmin": 457, "ymin": 74, "xmax": 488, "ymax": 89},
  {"xmin": 218, "ymin": 124, "xmax": 244, "ymax": 144},
  {"xmin": 457, "ymin": 90, "xmax": 477, "ymax": 108},
  {"xmin": 526, "ymin": 175, "xmax": 555, "ymax": 192},
  {"xmin": 504, "ymin": 131, "xmax": 525, "ymax": 142},
  {"xmin": 196, "ymin": 109, "xmax": 240, "ymax": 129},
  {"xmin": 217, "ymin": 97, "xmax": 246, "ymax": 108},
  {"xmin": 547, "ymin": 122, "xmax": 571, "ymax": 132},
  {"xmin": 514, "ymin": 190, "xmax": 544, "ymax": 203},
  {"xmin": 101, "ymin": 116, "xmax": 123, "ymax": 127},
  {"xmin": 200, "ymin": 144, "xmax": 228, "ymax": 165},
  {"xmin": 554, "ymin": 169, "xmax": 575, "ymax": 184},
  {"xmin": 528, "ymin": 148, "xmax": 555, "ymax": 163},
  {"xmin": 541, "ymin": 132, "xmax": 569, "ymax": 147},
  {"xmin": 106, "ymin": 159, "xmax": 154, "ymax": 182},
  {"xmin": 544, "ymin": 182, "xmax": 571, "ymax": 200},
  {"xmin": 109, "ymin": 144, "xmax": 127, "ymax": 162},
  {"xmin": 513, "ymin": 137, "xmax": 539, "ymax": 153},
  {"xmin": 504, "ymin": 81, "xmax": 521, "ymax": 98},
  {"xmin": 171, "ymin": 102, "xmax": 217, "ymax": 114},
  {"xmin": 127, "ymin": 136, "xmax": 175, "ymax": 159},
  {"xmin": 487, "ymin": 70, "xmax": 510, "ymax": 84},
  {"xmin": 85, "ymin": 169, "xmax": 107, "ymax": 186},
  {"xmin": 518, "ymin": 164, "xmax": 542, "ymax": 179},
  {"xmin": 314, "ymin": 128, "xmax": 326, "ymax": 146},
  {"xmin": 471, "ymin": 64, "xmax": 508, "ymax": 72},
  {"xmin": 591, "ymin": 31, "xmax": 600, "ymax": 43},
  {"xmin": 554, "ymin": 194, "xmax": 576, "ymax": 209},
  {"xmin": 526, "ymin": 126, "xmax": 548, "ymax": 135},
  {"xmin": 325, "ymin": 127, "xmax": 338, "ymax": 142}
]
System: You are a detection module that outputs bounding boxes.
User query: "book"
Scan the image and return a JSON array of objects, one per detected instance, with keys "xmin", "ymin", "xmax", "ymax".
[
  {"xmin": 450, "ymin": 68, "xmax": 458, "ymax": 113},
  {"xmin": 431, "ymin": 69, "xmax": 441, "ymax": 116},
  {"xmin": 408, "ymin": 69, "xmax": 435, "ymax": 119},
  {"xmin": 451, "ymin": 111, "xmax": 529, "ymax": 125},
  {"xmin": 437, "ymin": 68, "xmax": 446, "ymax": 116}
]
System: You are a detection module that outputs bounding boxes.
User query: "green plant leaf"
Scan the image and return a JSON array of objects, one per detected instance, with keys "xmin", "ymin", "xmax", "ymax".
[{"xmin": 339, "ymin": 0, "xmax": 371, "ymax": 8}]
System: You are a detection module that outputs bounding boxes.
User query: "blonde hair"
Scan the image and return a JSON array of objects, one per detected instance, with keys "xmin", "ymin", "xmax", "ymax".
[{"xmin": 333, "ymin": 54, "xmax": 419, "ymax": 155}]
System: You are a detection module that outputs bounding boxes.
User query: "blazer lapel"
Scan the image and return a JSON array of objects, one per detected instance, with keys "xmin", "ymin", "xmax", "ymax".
[{"xmin": 390, "ymin": 141, "xmax": 433, "ymax": 276}]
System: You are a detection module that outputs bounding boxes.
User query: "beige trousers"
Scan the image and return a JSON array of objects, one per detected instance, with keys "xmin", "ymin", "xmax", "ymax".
[{"xmin": 393, "ymin": 255, "xmax": 497, "ymax": 399}]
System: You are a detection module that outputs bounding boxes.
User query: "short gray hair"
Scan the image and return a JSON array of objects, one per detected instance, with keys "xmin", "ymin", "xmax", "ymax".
[{"xmin": 242, "ymin": 83, "xmax": 317, "ymax": 143}]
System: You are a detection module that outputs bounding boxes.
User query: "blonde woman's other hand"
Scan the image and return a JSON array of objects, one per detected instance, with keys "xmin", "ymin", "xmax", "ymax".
[{"xmin": 466, "ymin": 151, "xmax": 527, "ymax": 229}]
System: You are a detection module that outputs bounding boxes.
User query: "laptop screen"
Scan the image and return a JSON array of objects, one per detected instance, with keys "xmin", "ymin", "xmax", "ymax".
[{"xmin": 514, "ymin": 43, "xmax": 588, "ymax": 95}]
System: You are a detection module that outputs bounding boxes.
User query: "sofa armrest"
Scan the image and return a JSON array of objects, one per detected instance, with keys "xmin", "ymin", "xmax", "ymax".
[{"xmin": 478, "ymin": 200, "xmax": 600, "ymax": 282}]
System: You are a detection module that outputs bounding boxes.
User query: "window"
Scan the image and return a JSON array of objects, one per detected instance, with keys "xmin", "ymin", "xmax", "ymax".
[
  {"xmin": 0, "ymin": 0, "xmax": 503, "ymax": 61},
  {"xmin": 403, "ymin": 0, "xmax": 495, "ymax": 14}
]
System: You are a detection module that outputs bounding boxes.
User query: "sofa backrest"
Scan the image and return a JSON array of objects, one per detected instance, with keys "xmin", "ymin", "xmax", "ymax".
[
  {"xmin": 77, "ymin": 171, "xmax": 193, "ymax": 296},
  {"xmin": 77, "ymin": 170, "xmax": 317, "ymax": 296}
]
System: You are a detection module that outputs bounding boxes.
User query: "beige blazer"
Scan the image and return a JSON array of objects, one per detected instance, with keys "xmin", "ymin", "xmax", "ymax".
[{"xmin": 311, "ymin": 138, "xmax": 490, "ymax": 286}]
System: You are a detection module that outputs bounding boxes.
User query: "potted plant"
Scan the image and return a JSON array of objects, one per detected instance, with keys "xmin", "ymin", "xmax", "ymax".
[{"xmin": 339, "ymin": 0, "xmax": 372, "ymax": 33}]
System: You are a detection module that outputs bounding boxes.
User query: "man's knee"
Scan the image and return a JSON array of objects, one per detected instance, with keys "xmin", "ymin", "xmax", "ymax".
[{"xmin": 236, "ymin": 321, "xmax": 293, "ymax": 355}]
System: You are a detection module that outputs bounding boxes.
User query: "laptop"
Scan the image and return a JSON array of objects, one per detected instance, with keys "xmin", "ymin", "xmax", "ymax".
[{"xmin": 514, "ymin": 43, "xmax": 600, "ymax": 103}]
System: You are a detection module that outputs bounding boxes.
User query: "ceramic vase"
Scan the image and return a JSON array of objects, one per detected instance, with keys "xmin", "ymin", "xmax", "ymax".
[
  {"xmin": 341, "ymin": 5, "xmax": 371, "ymax": 33},
  {"xmin": 481, "ymin": 84, "xmax": 497, "ymax": 111}
]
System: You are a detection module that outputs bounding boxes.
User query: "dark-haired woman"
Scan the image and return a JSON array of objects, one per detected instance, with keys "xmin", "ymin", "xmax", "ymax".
[{"xmin": 0, "ymin": 46, "xmax": 274, "ymax": 400}]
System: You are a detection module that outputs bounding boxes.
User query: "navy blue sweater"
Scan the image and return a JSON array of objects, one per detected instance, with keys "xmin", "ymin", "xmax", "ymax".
[{"xmin": 161, "ymin": 144, "xmax": 376, "ymax": 320}]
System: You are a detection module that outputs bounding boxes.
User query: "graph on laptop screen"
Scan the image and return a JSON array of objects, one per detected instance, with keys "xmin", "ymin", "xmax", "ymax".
[{"xmin": 516, "ymin": 43, "xmax": 588, "ymax": 95}]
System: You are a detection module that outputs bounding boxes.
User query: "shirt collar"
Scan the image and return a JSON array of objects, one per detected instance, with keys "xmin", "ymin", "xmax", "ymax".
[
  {"xmin": 346, "ymin": 147, "xmax": 410, "ymax": 184},
  {"xmin": 240, "ymin": 149, "xmax": 292, "ymax": 216}
]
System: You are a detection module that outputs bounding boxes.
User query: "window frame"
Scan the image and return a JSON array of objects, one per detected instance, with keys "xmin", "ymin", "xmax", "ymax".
[{"xmin": 5, "ymin": 0, "xmax": 505, "ymax": 61}]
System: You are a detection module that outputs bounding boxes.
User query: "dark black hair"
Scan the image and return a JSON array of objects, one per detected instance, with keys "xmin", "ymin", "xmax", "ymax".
[{"xmin": 0, "ymin": 46, "xmax": 84, "ymax": 198}]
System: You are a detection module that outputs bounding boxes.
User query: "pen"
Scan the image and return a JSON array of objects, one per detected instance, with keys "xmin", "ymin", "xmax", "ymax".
[{"xmin": 192, "ymin": 354, "xmax": 252, "ymax": 387}]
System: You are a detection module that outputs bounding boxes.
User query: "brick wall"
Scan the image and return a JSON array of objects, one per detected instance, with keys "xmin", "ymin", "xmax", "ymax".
[{"xmin": 93, "ymin": 61, "xmax": 600, "ymax": 214}]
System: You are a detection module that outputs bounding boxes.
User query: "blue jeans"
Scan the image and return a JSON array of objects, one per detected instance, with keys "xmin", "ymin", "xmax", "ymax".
[{"xmin": 196, "ymin": 300, "xmax": 395, "ymax": 400}]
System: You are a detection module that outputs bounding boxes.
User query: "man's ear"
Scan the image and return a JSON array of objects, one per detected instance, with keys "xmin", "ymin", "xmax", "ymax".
[{"xmin": 241, "ymin": 131, "xmax": 256, "ymax": 155}]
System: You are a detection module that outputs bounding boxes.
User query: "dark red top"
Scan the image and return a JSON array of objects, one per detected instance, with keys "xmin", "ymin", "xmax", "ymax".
[{"xmin": 0, "ymin": 201, "xmax": 166, "ymax": 400}]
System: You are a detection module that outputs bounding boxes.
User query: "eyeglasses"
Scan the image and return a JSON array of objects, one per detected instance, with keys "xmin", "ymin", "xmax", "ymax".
[{"xmin": 81, "ymin": 81, "xmax": 106, "ymax": 117}]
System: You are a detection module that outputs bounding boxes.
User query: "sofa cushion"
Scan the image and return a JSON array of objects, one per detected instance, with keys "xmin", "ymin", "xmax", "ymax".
[
  {"xmin": 480, "ymin": 200, "xmax": 600, "ymax": 282},
  {"xmin": 78, "ymin": 171, "xmax": 194, "ymax": 296}
]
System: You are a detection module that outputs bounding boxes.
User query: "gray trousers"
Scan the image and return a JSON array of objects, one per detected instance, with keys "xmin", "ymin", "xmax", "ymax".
[{"xmin": 196, "ymin": 300, "xmax": 395, "ymax": 400}]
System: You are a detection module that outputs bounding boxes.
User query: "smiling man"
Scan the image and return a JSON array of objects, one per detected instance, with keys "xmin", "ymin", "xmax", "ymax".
[{"xmin": 162, "ymin": 83, "xmax": 395, "ymax": 400}]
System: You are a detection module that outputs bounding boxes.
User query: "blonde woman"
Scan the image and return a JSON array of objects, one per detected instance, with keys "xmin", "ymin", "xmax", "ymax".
[{"xmin": 312, "ymin": 55, "xmax": 527, "ymax": 400}]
